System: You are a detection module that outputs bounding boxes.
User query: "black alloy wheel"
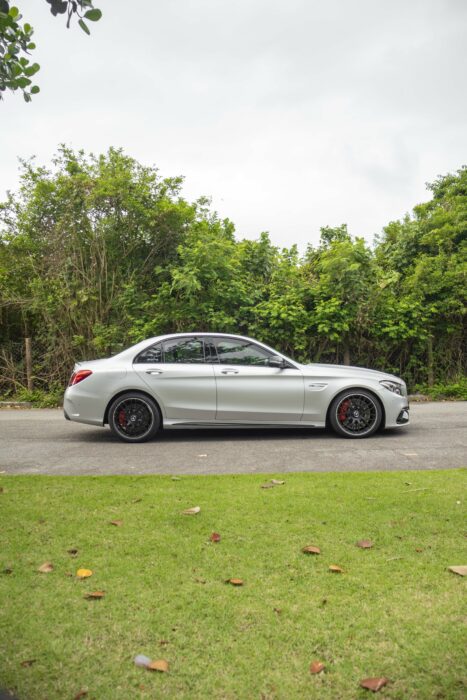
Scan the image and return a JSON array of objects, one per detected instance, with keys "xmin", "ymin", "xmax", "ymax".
[
  {"xmin": 329, "ymin": 390, "xmax": 382, "ymax": 438},
  {"xmin": 108, "ymin": 392, "xmax": 160, "ymax": 443}
]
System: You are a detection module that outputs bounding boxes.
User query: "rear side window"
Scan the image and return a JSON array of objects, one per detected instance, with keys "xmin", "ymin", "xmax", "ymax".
[
  {"xmin": 134, "ymin": 342, "xmax": 163, "ymax": 364},
  {"xmin": 162, "ymin": 337, "xmax": 205, "ymax": 363}
]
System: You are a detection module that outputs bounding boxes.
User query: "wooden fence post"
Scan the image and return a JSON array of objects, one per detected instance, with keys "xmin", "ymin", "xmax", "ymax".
[{"xmin": 25, "ymin": 337, "xmax": 33, "ymax": 391}]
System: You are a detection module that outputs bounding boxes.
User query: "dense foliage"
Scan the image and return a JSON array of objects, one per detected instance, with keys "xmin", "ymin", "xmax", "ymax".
[{"xmin": 0, "ymin": 147, "xmax": 465, "ymax": 397}]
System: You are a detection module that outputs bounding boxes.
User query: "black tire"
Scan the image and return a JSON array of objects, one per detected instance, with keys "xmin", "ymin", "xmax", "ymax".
[
  {"xmin": 329, "ymin": 390, "xmax": 382, "ymax": 438},
  {"xmin": 108, "ymin": 392, "xmax": 160, "ymax": 443}
]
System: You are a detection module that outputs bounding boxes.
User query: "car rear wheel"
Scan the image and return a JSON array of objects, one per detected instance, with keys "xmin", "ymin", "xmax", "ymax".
[
  {"xmin": 329, "ymin": 390, "xmax": 382, "ymax": 438},
  {"xmin": 108, "ymin": 392, "xmax": 160, "ymax": 443}
]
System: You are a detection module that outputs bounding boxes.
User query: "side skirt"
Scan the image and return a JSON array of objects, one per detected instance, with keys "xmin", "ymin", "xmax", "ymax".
[{"xmin": 163, "ymin": 420, "xmax": 323, "ymax": 430}]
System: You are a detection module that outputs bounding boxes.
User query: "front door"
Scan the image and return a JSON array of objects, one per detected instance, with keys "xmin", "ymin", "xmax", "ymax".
[{"xmin": 211, "ymin": 337, "xmax": 304, "ymax": 422}]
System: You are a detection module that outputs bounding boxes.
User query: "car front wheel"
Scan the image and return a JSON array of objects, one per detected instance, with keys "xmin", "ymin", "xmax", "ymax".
[
  {"xmin": 108, "ymin": 392, "xmax": 160, "ymax": 443},
  {"xmin": 329, "ymin": 390, "xmax": 382, "ymax": 438}
]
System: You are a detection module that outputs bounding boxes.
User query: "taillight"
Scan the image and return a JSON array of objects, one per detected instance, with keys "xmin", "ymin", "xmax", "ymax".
[{"xmin": 69, "ymin": 369, "xmax": 93, "ymax": 386}]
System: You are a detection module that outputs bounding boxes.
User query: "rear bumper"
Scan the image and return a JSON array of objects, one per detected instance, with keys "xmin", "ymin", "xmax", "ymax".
[{"xmin": 63, "ymin": 388, "xmax": 105, "ymax": 427}]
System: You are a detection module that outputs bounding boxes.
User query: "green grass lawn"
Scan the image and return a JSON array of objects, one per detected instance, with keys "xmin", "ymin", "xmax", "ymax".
[{"xmin": 1, "ymin": 470, "xmax": 466, "ymax": 699}]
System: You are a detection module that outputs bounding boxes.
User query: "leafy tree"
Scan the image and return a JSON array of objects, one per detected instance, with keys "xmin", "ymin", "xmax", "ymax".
[
  {"xmin": 0, "ymin": 151, "xmax": 465, "ymax": 395},
  {"xmin": 0, "ymin": 0, "xmax": 101, "ymax": 102}
]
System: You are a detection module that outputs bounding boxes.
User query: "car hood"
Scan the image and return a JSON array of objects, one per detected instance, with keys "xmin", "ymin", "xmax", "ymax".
[{"xmin": 300, "ymin": 362, "xmax": 401, "ymax": 382}]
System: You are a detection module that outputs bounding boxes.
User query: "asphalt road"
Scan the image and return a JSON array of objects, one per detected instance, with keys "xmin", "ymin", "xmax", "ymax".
[{"xmin": 0, "ymin": 402, "xmax": 466, "ymax": 475}]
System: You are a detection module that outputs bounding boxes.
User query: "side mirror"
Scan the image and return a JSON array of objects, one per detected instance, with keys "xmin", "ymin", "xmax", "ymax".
[{"xmin": 268, "ymin": 355, "xmax": 286, "ymax": 369}]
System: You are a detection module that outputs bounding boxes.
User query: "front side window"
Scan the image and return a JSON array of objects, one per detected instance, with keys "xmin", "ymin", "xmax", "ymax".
[
  {"xmin": 215, "ymin": 338, "xmax": 273, "ymax": 366},
  {"xmin": 163, "ymin": 337, "xmax": 205, "ymax": 363}
]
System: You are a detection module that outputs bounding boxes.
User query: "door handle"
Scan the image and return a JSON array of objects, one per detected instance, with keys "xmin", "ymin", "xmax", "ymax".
[
  {"xmin": 221, "ymin": 369, "xmax": 239, "ymax": 374},
  {"xmin": 146, "ymin": 369, "xmax": 163, "ymax": 375}
]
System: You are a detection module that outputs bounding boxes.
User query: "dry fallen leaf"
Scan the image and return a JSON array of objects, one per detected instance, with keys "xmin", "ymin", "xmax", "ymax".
[
  {"xmin": 159, "ymin": 640, "xmax": 169, "ymax": 646},
  {"xmin": 210, "ymin": 532, "xmax": 221, "ymax": 543},
  {"xmin": 357, "ymin": 539, "xmax": 373, "ymax": 549},
  {"xmin": 448, "ymin": 565, "xmax": 467, "ymax": 577},
  {"xmin": 302, "ymin": 545, "xmax": 321, "ymax": 555},
  {"xmin": 182, "ymin": 506, "xmax": 200, "ymax": 515},
  {"xmin": 110, "ymin": 520, "xmax": 123, "ymax": 527},
  {"xmin": 76, "ymin": 568, "xmax": 93, "ymax": 579},
  {"xmin": 74, "ymin": 690, "xmax": 88, "ymax": 699},
  {"xmin": 270, "ymin": 479, "xmax": 285, "ymax": 485},
  {"xmin": 329, "ymin": 565, "xmax": 343, "ymax": 573},
  {"xmin": 147, "ymin": 659, "xmax": 169, "ymax": 672},
  {"xmin": 360, "ymin": 677, "xmax": 389, "ymax": 692},
  {"xmin": 67, "ymin": 548, "xmax": 78, "ymax": 556},
  {"xmin": 38, "ymin": 562, "xmax": 54, "ymax": 573},
  {"xmin": 273, "ymin": 607, "xmax": 282, "ymax": 615},
  {"xmin": 20, "ymin": 659, "xmax": 36, "ymax": 667},
  {"xmin": 310, "ymin": 661, "xmax": 325, "ymax": 674},
  {"xmin": 226, "ymin": 578, "xmax": 244, "ymax": 586},
  {"xmin": 84, "ymin": 591, "xmax": 105, "ymax": 599}
]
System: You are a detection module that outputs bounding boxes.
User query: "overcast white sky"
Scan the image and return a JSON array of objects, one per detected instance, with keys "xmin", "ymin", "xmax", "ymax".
[{"xmin": 1, "ymin": 0, "xmax": 466, "ymax": 248}]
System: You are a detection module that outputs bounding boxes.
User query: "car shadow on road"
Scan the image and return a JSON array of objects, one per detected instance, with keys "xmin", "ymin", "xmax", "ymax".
[{"xmin": 72, "ymin": 425, "xmax": 409, "ymax": 444}]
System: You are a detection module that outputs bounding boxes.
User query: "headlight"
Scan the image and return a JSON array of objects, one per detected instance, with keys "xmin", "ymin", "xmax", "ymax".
[{"xmin": 380, "ymin": 380, "xmax": 403, "ymax": 395}]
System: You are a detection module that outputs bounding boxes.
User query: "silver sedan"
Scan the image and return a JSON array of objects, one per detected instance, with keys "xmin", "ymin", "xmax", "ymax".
[{"xmin": 63, "ymin": 333, "xmax": 409, "ymax": 442}]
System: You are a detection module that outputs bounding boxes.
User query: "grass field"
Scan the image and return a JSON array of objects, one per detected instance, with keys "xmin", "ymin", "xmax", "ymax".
[{"xmin": 0, "ymin": 470, "xmax": 466, "ymax": 699}]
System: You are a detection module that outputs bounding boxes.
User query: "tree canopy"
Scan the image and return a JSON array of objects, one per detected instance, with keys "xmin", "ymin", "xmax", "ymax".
[{"xmin": 0, "ymin": 148, "xmax": 465, "ymax": 397}]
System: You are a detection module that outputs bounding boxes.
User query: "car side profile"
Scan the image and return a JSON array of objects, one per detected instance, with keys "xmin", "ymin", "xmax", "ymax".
[{"xmin": 64, "ymin": 333, "xmax": 409, "ymax": 442}]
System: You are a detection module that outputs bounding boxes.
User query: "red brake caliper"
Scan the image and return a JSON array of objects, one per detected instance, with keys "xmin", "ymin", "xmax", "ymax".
[
  {"xmin": 338, "ymin": 400, "xmax": 351, "ymax": 423},
  {"xmin": 118, "ymin": 409, "xmax": 126, "ymax": 427}
]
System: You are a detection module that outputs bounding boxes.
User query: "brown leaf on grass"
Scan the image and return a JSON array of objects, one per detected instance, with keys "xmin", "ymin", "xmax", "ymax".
[
  {"xmin": 415, "ymin": 548, "xmax": 424, "ymax": 553},
  {"xmin": 225, "ymin": 578, "xmax": 244, "ymax": 586},
  {"xmin": 147, "ymin": 659, "xmax": 169, "ymax": 672},
  {"xmin": 270, "ymin": 479, "xmax": 285, "ymax": 485},
  {"xmin": 360, "ymin": 677, "xmax": 389, "ymax": 692},
  {"xmin": 210, "ymin": 532, "xmax": 221, "ymax": 542},
  {"xmin": 76, "ymin": 568, "xmax": 93, "ymax": 578},
  {"xmin": 84, "ymin": 591, "xmax": 105, "ymax": 599},
  {"xmin": 110, "ymin": 519, "xmax": 123, "ymax": 527},
  {"xmin": 74, "ymin": 690, "xmax": 88, "ymax": 699},
  {"xmin": 329, "ymin": 565, "xmax": 343, "ymax": 573},
  {"xmin": 273, "ymin": 607, "xmax": 282, "ymax": 615},
  {"xmin": 302, "ymin": 545, "xmax": 321, "ymax": 555},
  {"xmin": 38, "ymin": 562, "xmax": 53, "ymax": 573},
  {"xmin": 309, "ymin": 661, "xmax": 325, "ymax": 674},
  {"xmin": 357, "ymin": 539, "xmax": 373, "ymax": 549},
  {"xmin": 261, "ymin": 483, "xmax": 275, "ymax": 489},
  {"xmin": 182, "ymin": 506, "xmax": 200, "ymax": 515},
  {"xmin": 20, "ymin": 659, "xmax": 36, "ymax": 667},
  {"xmin": 448, "ymin": 565, "xmax": 467, "ymax": 576},
  {"xmin": 67, "ymin": 548, "xmax": 78, "ymax": 556},
  {"xmin": 159, "ymin": 640, "xmax": 169, "ymax": 646}
]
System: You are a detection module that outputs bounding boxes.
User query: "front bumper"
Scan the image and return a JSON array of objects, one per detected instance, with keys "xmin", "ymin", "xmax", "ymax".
[{"xmin": 383, "ymin": 391, "xmax": 410, "ymax": 429}]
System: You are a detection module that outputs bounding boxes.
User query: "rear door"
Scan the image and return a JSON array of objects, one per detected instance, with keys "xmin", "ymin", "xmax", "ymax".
[
  {"xmin": 211, "ymin": 337, "xmax": 304, "ymax": 422},
  {"xmin": 133, "ymin": 337, "xmax": 216, "ymax": 421}
]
